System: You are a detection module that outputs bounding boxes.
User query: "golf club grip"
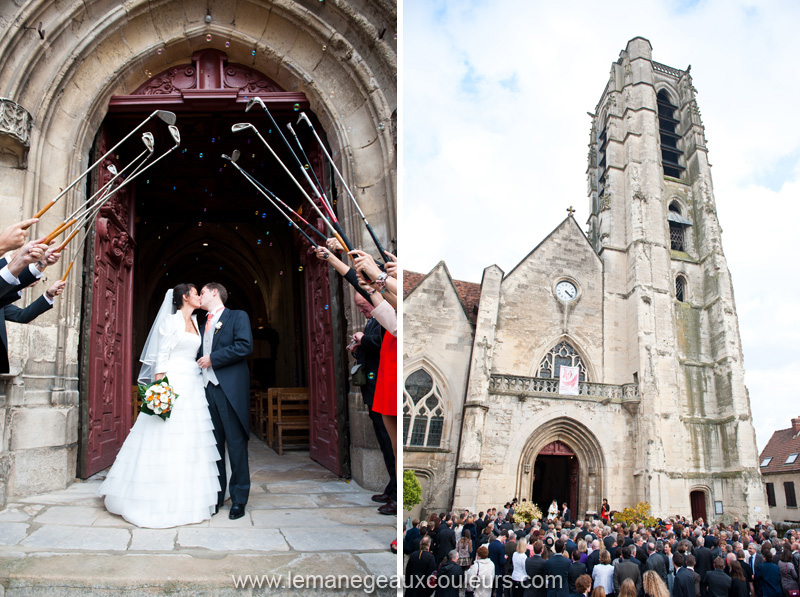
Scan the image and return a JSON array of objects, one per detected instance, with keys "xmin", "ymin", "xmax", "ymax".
[
  {"xmin": 364, "ymin": 222, "xmax": 389, "ymax": 264},
  {"xmin": 61, "ymin": 261, "xmax": 74, "ymax": 282},
  {"xmin": 32, "ymin": 201, "xmax": 55, "ymax": 222},
  {"xmin": 57, "ymin": 227, "xmax": 81, "ymax": 252},
  {"xmin": 332, "ymin": 223, "xmax": 354, "ymax": 254},
  {"xmin": 44, "ymin": 219, "xmax": 75, "ymax": 244}
]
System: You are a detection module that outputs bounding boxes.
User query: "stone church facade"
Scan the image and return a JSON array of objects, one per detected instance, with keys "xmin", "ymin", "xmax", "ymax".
[
  {"xmin": 403, "ymin": 38, "xmax": 766, "ymax": 523},
  {"xmin": 0, "ymin": 0, "xmax": 395, "ymax": 507}
]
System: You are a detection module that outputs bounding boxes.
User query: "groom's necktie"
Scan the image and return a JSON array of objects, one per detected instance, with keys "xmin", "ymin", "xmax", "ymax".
[{"xmin": 205, "ymin": 312, "xmax": 214, "ymax": 334}]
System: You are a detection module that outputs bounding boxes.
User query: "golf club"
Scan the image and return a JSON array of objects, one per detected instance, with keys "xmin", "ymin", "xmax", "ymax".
[
  {"xmin": 30, "ymin": 110, "xmax": 175, "ymax": 223},
  {"xmin": 226, "ymin": 150, "xmax": 327, "ymax": 243},
  {"xmin": 231, "ymin": 122, "xmax": 352, "ymax": 254},
  {"xmin": 222, "ymin": 152, "xmax": 320, "ymax": 248},
  {"xmin": 297, "ymin": 111, "xmax": 390, "ymax": 263}
]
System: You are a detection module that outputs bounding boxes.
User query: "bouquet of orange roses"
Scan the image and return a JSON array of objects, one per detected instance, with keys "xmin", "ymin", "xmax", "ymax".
[{"xmin": 138, "ymin": 377, "xmax": 179, "ymax": 421}]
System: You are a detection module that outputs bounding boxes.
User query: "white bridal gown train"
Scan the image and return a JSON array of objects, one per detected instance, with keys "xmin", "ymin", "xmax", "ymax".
[{"xmin": 98, "ymin": 329, "xmax": 220, "ymax": 528}]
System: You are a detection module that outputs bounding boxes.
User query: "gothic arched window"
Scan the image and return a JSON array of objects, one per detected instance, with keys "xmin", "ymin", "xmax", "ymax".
[
  {"xmin": 668, "ymin": 201, "xmax": 690, "ymax": 252},
  {"xmin": 403, "ymin": 369, "xmax": 445, "ymax": 448},
  {"xmin": 537, "ymin": 341, "xmax": 588, "ymax": 382},
  {"xmin": 657, "ymin": 90, "xmax": 684, "ymax": 179},
  {"xmin": 676, "ymin": 275, "xmax": 687, "ymax": 302}
]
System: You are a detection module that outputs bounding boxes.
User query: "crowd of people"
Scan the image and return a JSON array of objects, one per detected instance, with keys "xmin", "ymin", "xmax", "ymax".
[
  {"xmin": 0, "ymin": 218, "xmax": 66, "ymax": 373},
  {"xmin": 314, "ymin": 238, "xmax": 398, "ymax": 550},
  {"xmin": 404, "ymin": 499, "xmax": 800, "ymax": 597}
]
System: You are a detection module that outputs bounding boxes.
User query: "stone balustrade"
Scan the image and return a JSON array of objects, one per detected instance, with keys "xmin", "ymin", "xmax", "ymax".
[{"xmin": 489, "ymin": 374, "xmax": 639, "ymax": 401}]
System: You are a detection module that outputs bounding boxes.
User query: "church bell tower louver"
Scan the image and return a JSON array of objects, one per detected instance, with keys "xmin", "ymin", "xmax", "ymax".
[{"xmin": 587, "ymin": 37, "xmax": 766, "ymax": 519}]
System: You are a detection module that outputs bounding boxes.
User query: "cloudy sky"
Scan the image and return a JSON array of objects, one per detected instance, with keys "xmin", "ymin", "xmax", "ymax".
[{"xmin": 402, "ymin": 0, "xmax": 800, "ymax": 452}]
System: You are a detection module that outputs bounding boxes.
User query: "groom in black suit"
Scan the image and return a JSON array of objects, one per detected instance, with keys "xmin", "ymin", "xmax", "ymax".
[{"xmin": 197, "ymin": 282, "xmax": 253, "ymax": 520}]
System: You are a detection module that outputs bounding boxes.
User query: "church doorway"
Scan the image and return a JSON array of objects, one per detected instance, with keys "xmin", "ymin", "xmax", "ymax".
[
  {"xmin": 531, "ymin": 441, "xmax": 579, "ymax": 520},
  {"xmin": 77, "ymin": 50, "xmax": 347, "ymax": 479},
  {"xmin": 690, "ymin": 490, "xmax": 708, "ymax": 522}
]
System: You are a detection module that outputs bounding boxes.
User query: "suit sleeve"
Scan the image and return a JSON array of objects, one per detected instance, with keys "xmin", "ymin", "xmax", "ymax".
[
  {"xmin": 343, "ymin": 267, "xmax": 375, "ymax": 302},
  {"xmin": 3, "ymin": 295, "xmax": 53, "ymax": 324},
  {"xmin": 210, "ymin": 311, "xmax": 253, "ymax": 369},
  {"xmin": 359, "ymin": 318, "xmax": 384, "ymax": 352}
]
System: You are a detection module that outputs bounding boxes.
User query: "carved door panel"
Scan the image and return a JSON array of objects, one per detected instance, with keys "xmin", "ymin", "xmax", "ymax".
[
  {"xmin": 78, "ymin": 128, "xmax": 135, "ymax": 478},
  {"xmin": 300, "ymin": 213, "xmax": 345, "ymax": 476}
]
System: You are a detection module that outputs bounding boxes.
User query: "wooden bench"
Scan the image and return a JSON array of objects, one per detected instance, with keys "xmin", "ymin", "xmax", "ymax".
[{"xmin": 270, "ymin": 387, "xmax": 309, "ymax": 455}]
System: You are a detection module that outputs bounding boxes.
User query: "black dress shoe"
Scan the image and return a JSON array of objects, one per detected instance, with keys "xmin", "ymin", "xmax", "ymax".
[
  {"xmin": 372, "ymin": 493, "xmax": 392, "ymax": 503},
  {"xmin": 377, "ymin": 500, "xmax": 397, "ymax": 515},
  {"xmin": 212, "ymin": 505, "xmax": 220, "ymax": 516},
  {"xmin": 229, "ymin": 503, "xmax": 246, "ymax": 520}
]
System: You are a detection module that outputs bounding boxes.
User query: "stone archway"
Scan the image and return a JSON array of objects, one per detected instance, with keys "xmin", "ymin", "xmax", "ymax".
[
  {"xmin": 516, "ymin": 417, "xmax": 605, "ymax": 521},
  {"xmin": 0, "ymin": 0, "xmax": 395, "ymax": 502}
]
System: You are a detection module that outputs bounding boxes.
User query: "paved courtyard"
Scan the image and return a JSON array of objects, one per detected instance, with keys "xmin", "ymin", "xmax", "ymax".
[{"xmin": 0, "ymin": 440, "xmax": 399, "ymax": 595}]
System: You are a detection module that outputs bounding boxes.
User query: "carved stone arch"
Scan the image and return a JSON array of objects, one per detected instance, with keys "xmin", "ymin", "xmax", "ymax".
[
  {"xmin": 404, "ymin": 467, "xmax": 435, "ymax": 519},
  {"xmin": 516, "ymin": 417, "xmax": 606, "ymax": 519},
  {"xmin": 528, "ymin": 334, "xmax": 597, "ymax": 382},
  {"xmin": 688, "ymin": 484, "xmax": 712, "ymax": 521},
  {"xmin": 656, "ymin": 84, "xmax": 681, "ymax": 108},
  {"xmin": 403, "ymin": 354, "xmax": 451, "ymax": 396}
]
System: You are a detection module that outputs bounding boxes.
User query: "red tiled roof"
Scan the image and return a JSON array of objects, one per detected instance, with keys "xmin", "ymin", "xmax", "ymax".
[
  {"xmin": 758, "ymin": 419, "xmax": 800, "ymax": 474},
  {"xmin": 403, "ymin": 269, "xmax": 481, "ymax": 323}
]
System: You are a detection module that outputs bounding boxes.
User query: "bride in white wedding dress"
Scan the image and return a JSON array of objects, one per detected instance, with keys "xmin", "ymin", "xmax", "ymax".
[{"xmin": 98, "ymin": 283, "xmax": 220, "ymax": 528}]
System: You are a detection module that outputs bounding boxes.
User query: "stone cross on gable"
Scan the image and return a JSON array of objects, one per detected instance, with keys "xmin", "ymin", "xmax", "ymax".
[{"xmin": 567, "ymin": 206, "xmax": 575, "ymax": 217}]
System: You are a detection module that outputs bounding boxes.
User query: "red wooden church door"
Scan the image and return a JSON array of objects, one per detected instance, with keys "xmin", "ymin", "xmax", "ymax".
[{"xmin": 78, "ymin": 129, "xmax": 135, "ymax": 478}]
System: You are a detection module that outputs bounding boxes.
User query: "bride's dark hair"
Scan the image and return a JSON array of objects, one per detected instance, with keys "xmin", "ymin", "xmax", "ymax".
[{"xmin": 172, "ymin": 283, "xmax": 197, "ymax": 309}]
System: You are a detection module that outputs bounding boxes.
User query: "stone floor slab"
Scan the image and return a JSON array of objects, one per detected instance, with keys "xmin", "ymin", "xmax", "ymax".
[
  {"xmin": 250, "ymin": 509, "xmax": 348, "ymax": 528},
  {"xmin": 34, "ymin": 506, "xmax": 102, "ymax": 526},
  {"xmin": 356, "ymin": 551, "xmax": 399, "ymax": 578},
  {"xmin": 0, "ymin": 523, "xmax": 30, "ymax": 546},
  {"xmin": 176, "ymin": 528, "xmax": 289, "ymax": 552},
  {"xmin": 280, "ymin": 526, "xmax": 394, "ymax": 552},
  {"xmin": 246, "ymin": 494, "xmax": 317, "ymax": 510},
  {"xmin": 128, "ymin": 528, "xmax": 177, "ymax": 551},
  {"xmin": 20, "ymin": 526, "xmax": 130, "ymax": 551},
  {"xmin": 0, "ymin": 505, "xmax": 40, "ymax": 523},
  {"xmin": 311, "ymin": 491, "xmax": 383, "ymax": 508}
]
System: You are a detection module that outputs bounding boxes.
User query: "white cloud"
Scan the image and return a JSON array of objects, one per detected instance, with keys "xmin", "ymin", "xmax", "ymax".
[{"xmin": 403, "ymin": 0, "xmax": 800, "ymax": 452}]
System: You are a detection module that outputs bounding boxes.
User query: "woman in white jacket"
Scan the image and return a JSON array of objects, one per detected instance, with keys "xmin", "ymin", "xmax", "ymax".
[{"xmin": 466, "ymin": 545, "xmax": 497, "ymax": 597}]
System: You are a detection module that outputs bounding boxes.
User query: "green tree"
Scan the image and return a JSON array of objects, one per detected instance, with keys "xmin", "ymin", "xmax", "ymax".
[{"xmin": 403, "ymin": 470, "xmax": 422, "ymax": 511}]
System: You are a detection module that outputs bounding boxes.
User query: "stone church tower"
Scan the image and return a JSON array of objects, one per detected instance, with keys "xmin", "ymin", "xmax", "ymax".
[{"xmin": 403, "ymin": 37, "xmax": 766, "ymax": 522}]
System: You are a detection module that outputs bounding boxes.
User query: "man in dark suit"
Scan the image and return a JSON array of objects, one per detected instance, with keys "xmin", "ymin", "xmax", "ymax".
[
  {"xmin": 437, "ymin": 518, "xmax": 457, "ymax": 564},
  {"xmin": 646, "ymin": 542, "xmax": 668, "ymax": 584},
  {"xmin": 614, "ymin": 546, "xmax": 642, "ymax": 596},
  {"xmin": 703, "ymin": 557, "xmax": 731, "ymax": 597},
  {"xmin": 562, "ymin": 502, "xmax": 572, "ymax": 524},
  {"xmin": 693, "ymin": 536, "xmax": 714, "ymax": 596},
  {"xmin": 673, "ymin": 552, "xmax": 695, "ymax": 597},
  {"xmin": 568, "ymin": 549, "xmax": 587, "ymax": 594},
  {"xmin": 0, "ymin": 278, "xmax": 64, "ymax": 373},
  {"xmin": 525, "ymin": 540, "xmax": 549, "ymax": 597},
  {"xmin": 488, "ymin": 531, "xmax": 508, "ymax": 597},
  {"xmin": 545, "ymin": 539, "xmax": 572, "ymax": 597},
  {"xmin": 586, "ymin": 540, "xmax": 602, "ymax": 577},
  {"xmin": 198, "ymin": 282, "xmax": 254, "ymax": 520},
  {"xmin": 0, "ymin": 238, "xmax": 53, "ymax": 309}
]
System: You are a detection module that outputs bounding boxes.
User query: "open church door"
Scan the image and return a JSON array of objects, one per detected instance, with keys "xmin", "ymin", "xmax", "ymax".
[{"xmin": 78, "ymin": 125, "xmax": 136, "ymax": 478}]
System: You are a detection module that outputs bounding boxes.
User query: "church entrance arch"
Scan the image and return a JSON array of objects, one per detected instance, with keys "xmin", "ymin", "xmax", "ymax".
[
  {"xmin": 78, "ymin": 50, "xmax": 347, "ymax": 477},
  {"xmin": 517, "ymin": 417, "xmax": 605, "ymax": 522},
  {"xmin": 531, "ymin": 441, "xmax": 579, "ymax": 520}
]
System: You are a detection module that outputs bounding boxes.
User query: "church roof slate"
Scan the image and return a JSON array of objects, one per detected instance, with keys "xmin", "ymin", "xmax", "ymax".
[
  {"xmin": 758, "ymin": 419, "xmax": 800, "ymax": 474},
  {"xmin": 403, "ymin": 268, "xmax": 481, "ymax": 324}
]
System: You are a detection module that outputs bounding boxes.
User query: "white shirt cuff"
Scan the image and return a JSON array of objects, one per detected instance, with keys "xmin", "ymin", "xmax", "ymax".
[
  {"xmin": 43, "ymin": 293, "xmax": 54, "ymax": 305},
  {"xmin": 29, "ymin": 263, "xmax": 43, "ymax": 278},
  {"xmin": 0, "ymin": 266, "xmax": 20, "ymax": 286}
]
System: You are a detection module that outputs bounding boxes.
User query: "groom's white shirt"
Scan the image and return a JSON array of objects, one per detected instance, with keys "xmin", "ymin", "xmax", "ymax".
[{"xmin": 202, "ymin": 305, "xmax": 225, "ymax": 388}]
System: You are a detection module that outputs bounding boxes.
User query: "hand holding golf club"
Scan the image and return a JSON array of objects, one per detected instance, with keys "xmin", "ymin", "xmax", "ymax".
[
  {"xmin": 0, "ymin": 219, "xmax": 39, "ymax": 254},
  {"xmin": 45, "ymin": 280, "xmax": 66, "ymax": 300},
  {"xmin": 7, "ymin": 238, "xmax": 49, "ymax": 277}
]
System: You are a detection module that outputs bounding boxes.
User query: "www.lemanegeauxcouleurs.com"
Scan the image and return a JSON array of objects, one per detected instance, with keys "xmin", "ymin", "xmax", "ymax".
[{"xmin": 231, "ymin": 572, "xmax": 564, "ymax": 591}]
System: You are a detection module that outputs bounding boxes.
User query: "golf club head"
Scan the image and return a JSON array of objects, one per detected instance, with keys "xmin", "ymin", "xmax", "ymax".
[
  {"xmin": 286, "ymin": 123, "xmax": 297, "ymax": 137},
  {"xmin": 107, "ymin": 164, "xmax": 118, "ymax": 176},
  {"xmin": 168, "ymin": 125, "xmax": 180, "ymax": 145},
  {"xmin": 245, "ymin": 96, "xmax": 266, "ymax": 112},
  {"xmin": 231, "ymin": 123, "xmax": 253, "ymax": 133},
  {"xmin": 141, "ymin": 132, "xmax": 155, "ymax": 152},
  {"xmin": 156, "ymin": 110, "xmax": 177, "ymax": 125},
  {"xmin": 297, "ymin": 112, "xmax": 313, "ymax": 127},
  {"xmin": 231, "ymin": 149, "xmax": 241, "ymax": 162}
]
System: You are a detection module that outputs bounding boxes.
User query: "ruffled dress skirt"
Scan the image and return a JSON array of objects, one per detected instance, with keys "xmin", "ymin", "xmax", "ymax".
[{"xmin": 98, "ymin": 343, "xmax": 220, "ymax": 528}]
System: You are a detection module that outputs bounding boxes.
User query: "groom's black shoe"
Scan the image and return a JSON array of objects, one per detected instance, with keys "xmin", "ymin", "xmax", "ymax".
[
  {"xmin": 212, "ymin": 505, "xmax": 220, "ymax": 516},
  {"xmin": 229, "ymin": 503, "xmax": 245, "ymax": 520}
]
